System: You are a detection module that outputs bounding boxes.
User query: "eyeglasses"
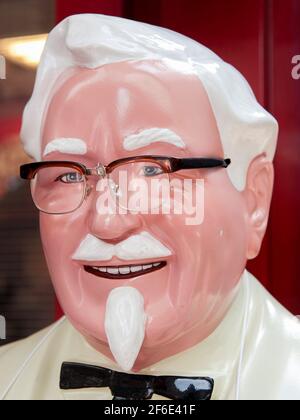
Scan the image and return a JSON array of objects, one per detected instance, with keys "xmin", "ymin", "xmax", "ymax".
[{"xmin": 20, "ymin": 156, "xmax": 231, "ymax": 215}]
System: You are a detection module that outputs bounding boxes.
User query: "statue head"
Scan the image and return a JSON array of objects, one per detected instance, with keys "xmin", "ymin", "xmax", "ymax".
[{"xmin": 20, "ymin": 14, "xmax": 278, "ymax": 371}]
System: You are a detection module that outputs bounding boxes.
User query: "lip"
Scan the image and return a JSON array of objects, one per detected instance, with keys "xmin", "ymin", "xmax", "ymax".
[{"xmin": 84, "ymin": 261, "xmax": 167, "ymax": 280}]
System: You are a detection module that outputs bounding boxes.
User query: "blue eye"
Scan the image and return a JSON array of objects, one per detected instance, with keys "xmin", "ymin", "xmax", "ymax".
[
  {"xmin": 142, "ymin": 166, "xmax": 164, "ymax": 177},
  {"xmin": 57, "ymin": 172, "xmax": 84, "ymax": 183}
]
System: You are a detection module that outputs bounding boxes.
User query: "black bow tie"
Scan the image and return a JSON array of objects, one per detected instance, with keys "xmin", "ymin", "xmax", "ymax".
[{"xmin": 60, "ymin": 362, "xmax": 214, "ymax": 400}]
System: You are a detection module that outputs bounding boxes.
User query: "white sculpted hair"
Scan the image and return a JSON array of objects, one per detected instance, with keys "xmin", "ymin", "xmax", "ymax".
[{"xmin": 21, "ymin": 13, "xmax": 278, "ymax": 190}]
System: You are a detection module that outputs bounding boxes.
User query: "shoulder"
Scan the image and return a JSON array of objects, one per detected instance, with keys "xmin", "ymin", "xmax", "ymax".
[
  {"xmin": 0, "ymin": 318, "xmax": 67, "ymax": 400},
  {"xmin": 242, "ymin": 272, "xmax": 300, "ymax": 399},
  {"xmin": 248, "ymin": 272, "xmax": 300, "ymax": 343}
]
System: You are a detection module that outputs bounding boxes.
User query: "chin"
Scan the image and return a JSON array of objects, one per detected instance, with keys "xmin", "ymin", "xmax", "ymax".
[
  {"xmin": 143, "ymin": 310, "xmax": 192, "ymax": 348},
  {"xmin": 67, "ymin": 314, "xmax": 109, "ymax": 348}
]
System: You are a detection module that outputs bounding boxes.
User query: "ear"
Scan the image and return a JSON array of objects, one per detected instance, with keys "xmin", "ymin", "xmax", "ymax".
[{"xmin": 243, "ymin": 154, "xmax": 274, "ymax": 260}]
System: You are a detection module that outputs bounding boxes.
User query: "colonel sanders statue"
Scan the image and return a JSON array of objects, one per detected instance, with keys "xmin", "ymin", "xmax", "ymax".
[{"xmin": 0, "ymin": 14, "xmax": 299, "ymax": 400}]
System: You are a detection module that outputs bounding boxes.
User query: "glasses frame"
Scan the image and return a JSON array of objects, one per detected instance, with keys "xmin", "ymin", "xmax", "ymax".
[
  {"xmin": 20, "ymin": 156, "xmax": 231, "ymax": 214},
  {"xmin": 20, "ymin": 156, "xmax": 231, "ymax": 179}
]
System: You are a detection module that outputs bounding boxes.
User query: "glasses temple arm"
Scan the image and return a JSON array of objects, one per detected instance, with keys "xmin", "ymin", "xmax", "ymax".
[{"xmin": 173, "ymin": 158, "xmax": 231, "ymax": 171}]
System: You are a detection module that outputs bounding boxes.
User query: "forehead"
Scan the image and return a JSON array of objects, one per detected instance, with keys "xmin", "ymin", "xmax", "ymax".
[{"xmin": 42, "ymin": 60, "xmax": 222, "ymax": 158}]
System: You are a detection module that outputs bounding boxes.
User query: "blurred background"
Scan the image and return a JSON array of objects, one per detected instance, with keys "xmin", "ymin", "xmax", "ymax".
[
  {"xmin": 0, "ymin": 0, "xmax": 299, "ymax": 345},
  {"xmin": 0, "ymin": 0, "xmax": 55, "ymax": 344}
]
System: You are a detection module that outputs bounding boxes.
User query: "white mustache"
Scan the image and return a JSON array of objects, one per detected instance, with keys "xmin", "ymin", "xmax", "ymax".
[{"xmin": 72, "ymin": 231, "xmax": 172, "ymax": 261}]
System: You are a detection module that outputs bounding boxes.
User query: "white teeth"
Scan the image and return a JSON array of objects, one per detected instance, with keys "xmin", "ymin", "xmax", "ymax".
[
  {"xmin": 119, "ymin": 267, "xmax": 130, "ymax": 275},
  {"xmin": 90, "ymin": 262, "xmax": 163, "ymax": 275},
  {"xmin": 130, "ymin": 265, "xmax": 143, "ymax": 273},
  {"xmin": 107, "ymin": 268, "xmax": 119, "ymax": 275}
]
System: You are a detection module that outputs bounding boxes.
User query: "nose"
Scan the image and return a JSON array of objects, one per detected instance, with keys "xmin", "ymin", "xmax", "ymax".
[{"xmin": 88, "ymin": 207, "xmax": 143, "ymax": 244}]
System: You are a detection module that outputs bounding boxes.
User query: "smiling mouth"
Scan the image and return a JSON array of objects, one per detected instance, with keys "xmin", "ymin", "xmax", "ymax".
[{"xmin": 84, "ymin": 261, "xmax": 167, "ymax": 280}]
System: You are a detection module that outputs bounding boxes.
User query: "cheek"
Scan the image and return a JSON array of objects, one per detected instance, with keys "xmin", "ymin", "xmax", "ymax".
[
  {"xmin": 40, "ymin": 210, "xmax": 92, "ymax": 311},
  {"xmin": 40, "ymin": 210, "xmax": 88, "ymax": 268},
  {"xmin": 201, "ymin": 181, "xmax": 248, "ymax": 285},
  {"xmin": 159, "ymin": 176, "xmax": 248, "ymax": 298}
]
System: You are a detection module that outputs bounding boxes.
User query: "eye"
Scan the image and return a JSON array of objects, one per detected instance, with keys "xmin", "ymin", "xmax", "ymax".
[
  {"xmin": 56, "ymin": 172, "xmax": 84, "ymax": 184},
  {"xmin": 142, "ymin": 166, "xmax": 164, "ymax": 177}
]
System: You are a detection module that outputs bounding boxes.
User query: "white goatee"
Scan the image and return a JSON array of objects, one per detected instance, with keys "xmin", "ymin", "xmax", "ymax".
[{"xmin": 104, "ymin": 287, "xmax": 147, "ymax": 372}]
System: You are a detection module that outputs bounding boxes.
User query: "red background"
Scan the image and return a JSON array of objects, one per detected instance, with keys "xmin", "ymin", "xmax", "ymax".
[{"xmin": 55, "ymin": 0, "xmax": 300, "ymax": 315}]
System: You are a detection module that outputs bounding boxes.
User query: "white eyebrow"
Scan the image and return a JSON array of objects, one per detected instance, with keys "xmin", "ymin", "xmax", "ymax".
[
  {"xmin": 43, "ymin": 138, "xmax": 87, "ymax": 157},
  {"xmin": 123, "ymin": 128, "xmax": 186, "ymax": 151}
]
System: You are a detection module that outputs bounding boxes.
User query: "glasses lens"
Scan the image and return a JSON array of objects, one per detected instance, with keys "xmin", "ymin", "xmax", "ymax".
[
  {"xmin": 108, "ymin": 161, "xmax": 170, "ymax": 212},
  {"xmin": 31, "ymin": 165, "xmax": 85, "ymax": 214}
]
